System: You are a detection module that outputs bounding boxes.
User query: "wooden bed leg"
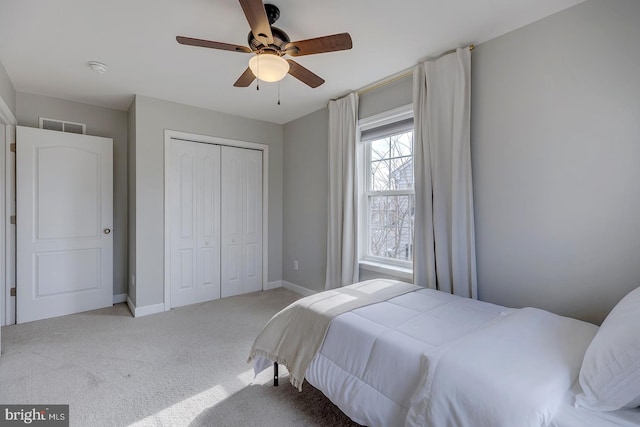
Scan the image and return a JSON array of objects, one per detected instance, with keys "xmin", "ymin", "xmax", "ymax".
[{"xmin": 273, "ymin": 362, "xmax": 279, "ymax": 386}]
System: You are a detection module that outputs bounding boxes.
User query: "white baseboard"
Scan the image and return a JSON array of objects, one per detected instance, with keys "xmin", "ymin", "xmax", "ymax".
[
  {"xmin": 264, "ymin": 280, "xmax": 283, "ymax": 290},
  {"xmin": 113, "ymin": 293, "xmax": 127, "ymax": 304},
  {"xmin": 126, "ymin": 296, "xmax": 165, "ymax": 318},
  {"xmin": 281, "ymin": 281, "xmax": 317, "ymax": 297}
]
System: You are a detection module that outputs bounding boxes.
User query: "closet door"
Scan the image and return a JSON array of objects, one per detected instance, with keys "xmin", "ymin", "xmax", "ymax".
[
  {"xmin": 221, "ymin": 146, "xmax": 263, "ymax": 297},
  {"xmin": 168, "ymin": 140, "xmax": 221, "ymax": 307}
]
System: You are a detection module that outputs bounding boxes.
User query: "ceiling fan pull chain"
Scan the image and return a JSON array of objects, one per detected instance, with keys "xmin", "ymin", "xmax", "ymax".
[{"xmin": 277, "ymin": 81, "xmax": 281, "ymax": 105}]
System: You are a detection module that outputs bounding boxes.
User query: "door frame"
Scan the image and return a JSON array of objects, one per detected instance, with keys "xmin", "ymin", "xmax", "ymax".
[
  {"xmin": 163, "ymin": 130, "xmax": 269, "ymax": 311},
  {"xmin": 1, "ymin": 97, "xmax": 17, "ymax": 328}
]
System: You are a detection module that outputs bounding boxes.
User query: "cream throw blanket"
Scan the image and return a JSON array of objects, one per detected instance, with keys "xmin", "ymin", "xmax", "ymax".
[{"xmin": 248, "ymin": 279, "xmax": 420, "ymax": 390}]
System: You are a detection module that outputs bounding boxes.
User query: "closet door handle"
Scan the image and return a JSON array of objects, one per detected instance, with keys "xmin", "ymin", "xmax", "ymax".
[{"xmin": 104, "ymin": 228, "xmax": 111, "ymax": 235}]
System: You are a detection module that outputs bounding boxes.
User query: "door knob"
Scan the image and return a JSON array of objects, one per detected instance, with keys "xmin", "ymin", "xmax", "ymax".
[{"xmin": 104, "ymin": 228, "xmax": 111, "ymax": 234}]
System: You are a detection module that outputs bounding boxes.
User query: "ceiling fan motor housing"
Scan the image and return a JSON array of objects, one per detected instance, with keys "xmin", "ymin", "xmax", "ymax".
[
  {"xmin": 247, "ymin": 4, "xmax": 288, "ymax": 52},
  {"xmin": 248, "ymin": 26, "xmax": 290, "ymax": 52}
]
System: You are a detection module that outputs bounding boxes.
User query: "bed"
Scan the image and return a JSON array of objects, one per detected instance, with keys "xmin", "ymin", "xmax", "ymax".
[{"xmin": 249, "ymin": 279, "xmax": 640, "ymax": 427}]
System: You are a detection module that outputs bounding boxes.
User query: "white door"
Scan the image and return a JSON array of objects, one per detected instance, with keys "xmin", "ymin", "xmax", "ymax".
[
  {"xmin": 168, "ymin": 140, "xmax": 221, "ymax": 307},
  {"xmin": 221, "ymin": 146, "xmax": 263, "ymax": 297},
  {"xmin": 16, "ymin": 126, "xmax": 113, "ymax": 323}
]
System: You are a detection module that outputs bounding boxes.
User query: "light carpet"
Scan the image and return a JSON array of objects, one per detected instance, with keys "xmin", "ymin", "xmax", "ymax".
[{"xmin": 0, "ymin": 288, "xmax": 361, "ymax": 426}]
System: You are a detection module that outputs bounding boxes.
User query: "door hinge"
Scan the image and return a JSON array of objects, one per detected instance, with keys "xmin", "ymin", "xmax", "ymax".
[
  {"xmin": 10, "ymin": 287, "xmax": 16, "ymax": 297},
  {"xmin": 10, "ymin": 143, "xmax": 16, "ymax": 152},
  {"xmin": 10, "ymin": 215, "xmax": 16, "ymax": 225}
]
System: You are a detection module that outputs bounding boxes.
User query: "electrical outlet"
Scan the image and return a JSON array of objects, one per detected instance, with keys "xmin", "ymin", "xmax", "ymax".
[{"xmin": 293, "ymin": 260, "xmax": 299, "ymax": 271}]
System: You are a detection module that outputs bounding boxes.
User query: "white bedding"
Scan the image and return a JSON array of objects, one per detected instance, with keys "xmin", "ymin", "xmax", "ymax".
[
  {"xmin": 407, "ymin": 307, "xmax": 597, "ymax": 427},
  {"xmin": 306, "ymin": 288, "xmax": 508, "ymax": 426},
  {"xmin": 253, "ymin": 286, "xmax": 613, "ymax": 426},
  {"xmin": 551, "ymin": 382, "xmax": 640, "ymax": 427},
  {"xmin": 303, "ymin": 288, "xmax": 598, "ymax": 427}
]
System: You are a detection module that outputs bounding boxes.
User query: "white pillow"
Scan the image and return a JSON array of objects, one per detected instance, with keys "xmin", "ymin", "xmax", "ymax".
[{"xmin": 576, "ymin": 285, "xmax": 640, "ymax": 411}]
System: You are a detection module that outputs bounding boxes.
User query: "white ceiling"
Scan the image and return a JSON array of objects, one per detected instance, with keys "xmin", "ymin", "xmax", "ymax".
[{"xmin": 0, "ymin": 0, "xmax": 585, "ymax": 125}]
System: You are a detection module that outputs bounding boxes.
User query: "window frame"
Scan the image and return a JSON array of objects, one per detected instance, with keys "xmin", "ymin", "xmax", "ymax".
[{"xmin": 358, "ymin": 104, "xmax": 414, "ymax": 272}]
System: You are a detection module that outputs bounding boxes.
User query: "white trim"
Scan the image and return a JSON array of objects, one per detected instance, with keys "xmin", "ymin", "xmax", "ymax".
[
  {"xmin": 163, "ymin": 129, "xmax": 270, "ymax": 311},
  {"xmin": 281, "ymin": 281, "xmax": 317, "ymax": 297},
  {"xmin": 359, "ymin": 260, "xmax": 413, "ymax": 281},
  {"xmin": 113, "ymin": 293, "xmax": 127, "ymax": 304},
  {"xmin": 0, "ymin": 124, "xmax": 4, "ymax": 327},
  {"xmin": 166, "ymin": 130, "xmax": 269, "ymax": 151},
  {"xmin": 358, "ymin": 105, "xmax": 415, "ymax": 270},
  {"xmin": 262, "ymin": 148, "xmax": 269, "ymax": 297},
  {"xmin": 126, "ymin": 296, "xmax": 164, "ymax": 318},
  {"xmin": 264, "ymin": 280, "xmax": 282, "ymax": 291},
  {"xmin": 164, "ymin": 136, "xmax": 170, "ymax": 311},
  {"xmin": 0, "ymin": 96, "xmax": 17, "ymax": 126},
  {"xmin": 359, "ymin": 104, "xmax": 413, "ymax": 130},
  {"xmin": 2, "ymin": 125, "xmax": 16, "ymax": 326},
  {"xmin": 0, "ymin": 96, "xmax": 16, "ymax": 331},
  {"xmin": 4, "ymin": 125, "xmax": 15, "ymax": 325}
]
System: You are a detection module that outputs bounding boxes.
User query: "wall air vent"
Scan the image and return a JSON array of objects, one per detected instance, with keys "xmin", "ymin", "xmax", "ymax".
[{"xmin": 39, "ymin": 117, "xmax": 86, "ymax": 134}]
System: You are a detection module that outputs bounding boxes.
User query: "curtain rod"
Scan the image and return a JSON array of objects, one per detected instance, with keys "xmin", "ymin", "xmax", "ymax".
[{"xmin": 342, "ymin": 44, "xmax": 474, "ymax": 100}]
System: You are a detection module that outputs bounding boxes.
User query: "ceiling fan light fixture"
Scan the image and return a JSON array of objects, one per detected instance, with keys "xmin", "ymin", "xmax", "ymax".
[{"xmin": 249, "ymin": 54, "xmax": 289, "ymax": 82}]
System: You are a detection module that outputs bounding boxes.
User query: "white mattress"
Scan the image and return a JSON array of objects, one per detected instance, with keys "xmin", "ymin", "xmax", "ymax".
[{"xmin": 303, "ymin": 287, "xmax": 599, "ymax": 427}]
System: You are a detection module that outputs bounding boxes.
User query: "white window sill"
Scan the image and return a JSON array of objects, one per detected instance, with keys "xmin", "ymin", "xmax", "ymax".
[{"xmin": 359, "ymin": 260, "xmax": 413, "ymax": 281}]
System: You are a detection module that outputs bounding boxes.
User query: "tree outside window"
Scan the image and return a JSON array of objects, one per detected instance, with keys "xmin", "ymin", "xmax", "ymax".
[{"xmin": 366, "ymin": 130, "xmax": 414, "ymax": 263}]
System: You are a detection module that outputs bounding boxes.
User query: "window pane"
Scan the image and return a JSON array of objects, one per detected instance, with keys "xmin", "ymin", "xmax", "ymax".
[
  {"xmin": 390, "ymin": 131, "xmax": 413, "ymax": 190},
  {"xmin": 370, "ymin": 138, "xmax": 390, "ymax": 161},
  {"xmin": 370, "ymin": 159, "xmax": 390, "ymax": 191},
  {"xmin": 389, "ymin": 155, "xmax": 413, "ymax": 190},
  {"xmin": 390, "ymin": 131, "xmax": 413, "ymax": 158},
  {"xmin": 368, "ymin": 195, "xmax": 414, "ymax": 261},
  {"xmin": 368, "ymin": 131, "xmax": 413, "ymax": 191}
]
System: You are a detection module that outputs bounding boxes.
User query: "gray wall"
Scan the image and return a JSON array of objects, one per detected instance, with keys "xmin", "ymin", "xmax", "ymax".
[
  {"xmin": 16, "ymin": 92, "xmax": 129, "ymax": 297},
  {"xmin": 131, "ymin": 95, "xmax": 283, "ymax": 308},
  {"xmin": 0, "ymin": 60, "xmax": 15, "ymax": 116},
  {"xmin": 472, "ymin": 0, "xmax": 640, "ymax": 324},
  {"xmin": 282, "ymin": 108, "xmax": 329, "ymax": 292},
  {"xmin": 358, "ymin": 76, "xmax": 412, "ymax": 120},
  {"xmin": 282, "ymin": 0, "xmax": 640, "ymax": 323}
]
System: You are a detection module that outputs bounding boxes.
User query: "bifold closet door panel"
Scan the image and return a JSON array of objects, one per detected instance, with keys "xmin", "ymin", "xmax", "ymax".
[
  {"xmin": 195, "ymin": 143, "xmax": 222, "ymax": 302},
  {"xmin": 168, "ymin": 140, "xmax": 221, "ymax": 308},
  {"xmin": 221, "ymin": 146, "xmax": 263, "ymax": 298}
]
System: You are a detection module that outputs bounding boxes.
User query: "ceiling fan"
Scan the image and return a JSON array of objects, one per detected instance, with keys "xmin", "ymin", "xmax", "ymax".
[{"xmin": 177, "ymin": 0, "xmax": 352, "ymax": 88}]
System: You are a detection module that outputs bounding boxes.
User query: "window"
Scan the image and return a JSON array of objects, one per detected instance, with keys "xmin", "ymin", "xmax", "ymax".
[{"xmin": 359, "ymin": 106, "xmax": 414, "ymax": 270}]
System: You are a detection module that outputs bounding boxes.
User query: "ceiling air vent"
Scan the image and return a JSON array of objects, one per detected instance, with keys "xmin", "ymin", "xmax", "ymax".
[{"xmin": 39, "ymin": 117, "xmax": 86, "ymax": 134}]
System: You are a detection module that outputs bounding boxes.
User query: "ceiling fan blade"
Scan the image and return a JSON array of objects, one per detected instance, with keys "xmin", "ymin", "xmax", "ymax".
[
  {"xmin": 286, "ymin": 60, "xmax": 325, "ymax": 88},
  {"xmin": 177, "ymin": 36, "xmax": 252, "ymax": 53},
  {"xmin": 238, "ymin": 0, "xmax": 273, "ymax": 45},
  {"xmin": 233, "ymin": 67, "xmax": 256, "ymax": 87},
  {"xmin": 285, "ymin": 33, "xmax": 352, "ymax": 57}
]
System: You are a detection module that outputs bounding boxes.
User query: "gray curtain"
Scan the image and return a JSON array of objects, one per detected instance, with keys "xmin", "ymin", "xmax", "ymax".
[
  {"xmin": 412, "ymin": 47, "xmax": 477, "ymax": 298},
  {"xmin": 325, "ymin": 92, "xmax": 359, "ymax": 290}
]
